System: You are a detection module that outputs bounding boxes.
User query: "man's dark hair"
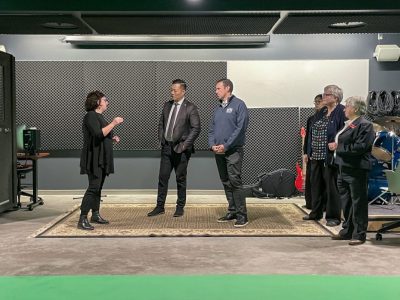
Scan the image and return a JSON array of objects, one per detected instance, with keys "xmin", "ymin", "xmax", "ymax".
[
  {"xmin": 172, "ymin": 79, "xmax": 187, "ymax": 91},
  {"xmin": 217, "ymin": 78, "xmax": 234, "ymax": 93},
  {"xmin": 85, "ymin": 90, "xmax": 105, "ymax": 112}
]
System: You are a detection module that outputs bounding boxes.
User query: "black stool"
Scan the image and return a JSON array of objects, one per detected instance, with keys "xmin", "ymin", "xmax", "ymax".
[{"xmin": 16, "ymin": 164, "xmax": 34, "ymax": 209}]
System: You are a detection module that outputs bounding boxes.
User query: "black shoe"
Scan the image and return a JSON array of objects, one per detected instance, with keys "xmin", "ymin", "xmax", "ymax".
[
  {"xmin": 234, "ymin": 216, "xmax": 249, "ymax": 228},
  {"xmin": 90, "ymin": 211, "xmax": 109, "ymax": 224},
  {"xmin": 326, "ymin": 220, "xmax": 341, "ymax": 227},
  {"xmin": 331, "ymin": 234, "xmax": 351, "ymax": 240},
  {"xmin": 349, "ymin": 239, "xmax": 366, "ymax": 246},
  {"xmin": 173, "ymin": 207, "xmax": 184, "ymax": 217},
  {"xmin": 217, "ymin": 212, "xmax": 237, "ymax": 223},
  {"xmin": 303, "ymin": 214, "xmax": 321, "ymax": 221},
  {"xmin": 77, "ymin": 215, "xmax": 94, "ymax": 230},
  {"xmin": 147, "ymin": 206, "xmax": 165, "ymax": 217}
]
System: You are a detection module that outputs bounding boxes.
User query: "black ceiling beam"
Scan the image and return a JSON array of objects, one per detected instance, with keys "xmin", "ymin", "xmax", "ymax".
[{"xmin": 1, "ymin": 0, "xmax": 400, "ymax": 12}]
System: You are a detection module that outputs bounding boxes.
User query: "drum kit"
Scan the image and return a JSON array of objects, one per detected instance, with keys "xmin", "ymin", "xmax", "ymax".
[{"xmin": 368, "ymin": 116, "xmax": 400, "ymax": 203}]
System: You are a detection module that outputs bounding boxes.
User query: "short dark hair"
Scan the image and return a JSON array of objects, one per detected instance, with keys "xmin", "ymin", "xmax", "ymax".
[
  {"xmin": 314, "ymin": 94, "xmax": 323, "ymax": 102},
  {"xmin": 85, "ymin": 91, "xmax": 105, "ymax": 112},
  {"xmin": 217, "ymin": 78, "xmax": 233, "ymax": 93},
  {"xmin": 172, "ymin": 79, "xmax": 187, "ymax": 91}
]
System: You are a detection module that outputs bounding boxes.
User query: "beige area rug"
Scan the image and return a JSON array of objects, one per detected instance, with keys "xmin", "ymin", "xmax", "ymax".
[{"xmin": 34, "ymin": 203, "xmax": 333, "ymax": 238}]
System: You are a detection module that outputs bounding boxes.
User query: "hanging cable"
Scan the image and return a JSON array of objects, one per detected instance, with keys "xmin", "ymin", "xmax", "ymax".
[
  {"xmin": 391, "ymin": 90, "xmax": 400, "ymax": 115},
  {"xmin": 367, "ymin": 90, "xmax": 379, "ymax": 116},
  {"xmin": 377, "ymin": 90, "xmax": 394, "ymax": 115}
]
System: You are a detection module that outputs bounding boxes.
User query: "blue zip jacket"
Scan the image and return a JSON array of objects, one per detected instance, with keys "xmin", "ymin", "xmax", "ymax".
[{"xmin": 208, "ymin": 95, "xmax": 249, "ymax": 151}]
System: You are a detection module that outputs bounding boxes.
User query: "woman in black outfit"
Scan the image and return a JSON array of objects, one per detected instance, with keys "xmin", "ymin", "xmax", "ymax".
[
  {"xmin": 331, "ymin": 96, "xmax": 375, "ymax": 245},
  {"xmin": 78, "ymin": 91, "xmax": 124, "ymax": 230},
  {"xmin": 303, "ymin": 94, "xmax": 324, "ymax": 209}
]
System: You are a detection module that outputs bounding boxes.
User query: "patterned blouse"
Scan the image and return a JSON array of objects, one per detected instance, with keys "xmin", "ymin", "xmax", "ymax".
[{"xmin": 311, "ymin": 115, "xmax": 329, "ymax": 161}]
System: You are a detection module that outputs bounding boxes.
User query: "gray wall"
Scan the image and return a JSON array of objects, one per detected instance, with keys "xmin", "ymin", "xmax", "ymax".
[{"xmin": 1, "ymin": 33, "xmax": 400, "ymax": 189}]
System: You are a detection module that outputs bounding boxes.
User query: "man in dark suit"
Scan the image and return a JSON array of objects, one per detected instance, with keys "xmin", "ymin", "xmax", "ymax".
[{"xmin": 148, "ymin": 79, "xmax": 201, "ymax": 217}]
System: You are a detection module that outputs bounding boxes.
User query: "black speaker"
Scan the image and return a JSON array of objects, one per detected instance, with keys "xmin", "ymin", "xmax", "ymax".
[{"xmin": 23, "ymin": 129, "xmax": 41, "ymax": 154}]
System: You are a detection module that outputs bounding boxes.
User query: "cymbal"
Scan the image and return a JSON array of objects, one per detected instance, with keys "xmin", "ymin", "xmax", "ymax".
[
  {"xmin": 374, "ymin": 116, "xmax": 400, "ymax": 127},
  {"xmin": 372, "ymin": 146, "xmax": 392, "ymax": 162},
  {"xmin": 372, "ymin": 123, "xmax": 385, "ymax": 132}
]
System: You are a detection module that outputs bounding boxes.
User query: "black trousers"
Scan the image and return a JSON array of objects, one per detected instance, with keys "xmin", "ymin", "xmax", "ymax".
[
  {"xmin": 337, "ymin": 167, "xmax": 369, "ymax": 241},
  {"xmin": 80, "ymin": 169, "xmax": 106, "ymax": 216},
  {"xmin": 305, "ymin": 159, "xmax": 327, "ymax": 210},
  {"xmin": 309, "ymin": 160, "xmax": 341, "ymax": 222},
  {"xmin": 304, "ymin": 161, "xmax": 312, "ymax": 209},
  {"xmin": 215, "ymin": 147, "xmax": 247, "ymax": 217},
  {"xmin": 156, "ymin": 143, "xmax": 191, "ymax": 208}
]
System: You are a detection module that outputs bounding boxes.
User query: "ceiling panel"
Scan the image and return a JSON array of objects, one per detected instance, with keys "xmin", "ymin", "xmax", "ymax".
[
  {"xmin": 0, "ymin": 14, "xmax": 91, "ymax": 34},
  {"xmin": 274, "ymin": 12, "xmax": 400, "ymax": 34},
  {"xmin": 82, "ymin": 14, "xmax": 279, "ymax": 35}
]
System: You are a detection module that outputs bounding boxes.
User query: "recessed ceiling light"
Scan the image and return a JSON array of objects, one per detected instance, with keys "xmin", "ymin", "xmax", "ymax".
[
  {"xmin": 328, "ymin": 22, "xmax": 366, "ymax": 29},
  {"xmin": 41, "ymin": 22, "xmax": 79, "ymax": 29}
]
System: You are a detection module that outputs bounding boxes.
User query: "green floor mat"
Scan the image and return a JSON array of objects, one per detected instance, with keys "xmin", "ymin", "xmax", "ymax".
[{"xmin": 1, "ymin": 274, "xmax": 399, "ymax": 300}]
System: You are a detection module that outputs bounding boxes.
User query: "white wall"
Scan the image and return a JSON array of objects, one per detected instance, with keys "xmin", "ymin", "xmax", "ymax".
[{"xmin": 228, "ymin": 60, "xmax": 369, "ymax": 107}]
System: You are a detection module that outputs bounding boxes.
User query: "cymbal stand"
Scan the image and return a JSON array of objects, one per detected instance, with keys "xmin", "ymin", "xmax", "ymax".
[
  {"xmin": 389, "ymin": 131, "xmax": 400, "ymax": 205},
  {"xmin": 391, "ymin": 130, "xmax": 395, "ymax": 171}
]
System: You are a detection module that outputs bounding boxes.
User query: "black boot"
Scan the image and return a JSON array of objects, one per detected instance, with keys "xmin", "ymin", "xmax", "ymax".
[
  {"xmin": 90, "ymin": 211, "xmax": 109, "ymax": 224},
  {"xmin": 77, "ymin": 215, "xmax": 94, "ymax": 230}
]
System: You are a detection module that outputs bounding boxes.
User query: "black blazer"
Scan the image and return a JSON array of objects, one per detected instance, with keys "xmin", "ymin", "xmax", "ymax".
[
  {"xmin": 303, "ymin": 112, "xmax": 318, "ymax": 157},
  {"xmin": 158, "ymin": 99, "xmax": 201, "ymax": 153},
  {"xmin": 335, "ymin": 116, "xmax": 375, "ymax": 170}
]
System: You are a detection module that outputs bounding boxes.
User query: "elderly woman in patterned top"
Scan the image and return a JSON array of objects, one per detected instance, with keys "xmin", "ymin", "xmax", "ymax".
[{"xmin": 303, "ymin": 85, "xmax": 346, "ymax": 227}]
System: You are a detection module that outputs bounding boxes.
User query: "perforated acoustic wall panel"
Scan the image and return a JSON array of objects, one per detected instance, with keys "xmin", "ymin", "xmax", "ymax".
[
  {"xmin": 155, "ymin": 62, "xmax": 226, "ymax": 150},
  {"xmin": 300, "ymin": 107, "xmax": 315, "ymax": 128},
  {"xmin": 242, "ymin": 107, "xmax": 313, "ymax": 184},
  {"xmin": 16, "ymin": 61, "xmax": 86, "ymax": 150},
  {"xmin": 15, "ymin": 60, "xmax": 317, "ymax": 185},
  {"xmin": 0, "ymin": 67, "xmax": 4, "ymax": 121},
  {"xmin": 82, "ymin": 61, "xmax": 158, "ymax": 150},
  {"xmin": 15, "ymin": 61, "xmax": 226, "ymax": 150}
]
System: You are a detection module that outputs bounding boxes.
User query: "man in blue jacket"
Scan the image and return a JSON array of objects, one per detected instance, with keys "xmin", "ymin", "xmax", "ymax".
[{"xmin": 209, "ymin": 79, "xmax": 249, "ymax": 227}]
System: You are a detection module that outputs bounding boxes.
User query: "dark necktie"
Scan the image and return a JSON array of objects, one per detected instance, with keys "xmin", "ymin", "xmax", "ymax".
[{"xmin": 166, "ymin": 103, "xmax": 178, "ymax": 141}]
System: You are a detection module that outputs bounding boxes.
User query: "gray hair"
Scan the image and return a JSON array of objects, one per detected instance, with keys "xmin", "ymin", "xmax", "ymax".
[
  {"xmin": 324, "ymin": 85, "xmax": 343, "ymax": 103},
  {"xmin": 345, "ymin": 96, "xmax": 367, "ymax": 115}
]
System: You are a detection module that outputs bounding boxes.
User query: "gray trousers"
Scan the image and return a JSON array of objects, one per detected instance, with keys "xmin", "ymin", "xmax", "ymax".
[{"xmin": 215, "ymin": 147, "xmax": 247, "ymax": 217}]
